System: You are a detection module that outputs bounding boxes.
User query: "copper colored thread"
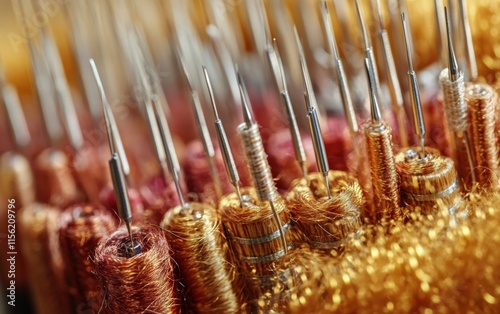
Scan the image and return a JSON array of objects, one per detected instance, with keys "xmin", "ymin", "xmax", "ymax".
[
  {"xmin": 364, "ymin": 122, "xmax": 401, "ymax": 222},
  {"xmin": 34, "ymin": 149, "xmax": 81, "ymax": 208},
  {"xmin": 139, "ymin": 174, "xmax": 181, "ymax": 225},
  {"xmin": 395, "ymin": 147, "xmax": 460, "ymax": 215},
  {"xmin": 466, "ymin": 83, "xmax": 499, "ymax": 188},
  {"xmin": 161, "ymin": 202, "xmax": 239, "ymax": 313},
  {"xmin": 58, "ymin": 204, "xmax": 116, "ymax": 312},
  {"xmin": 93, "ymin": 226, "xmax": 179, "ymax": 313},
  {"xmin": 18, "ymin": 203, "xmax": 71, "ymax": 314},
  {"xmin": 287, "ymin": 171, "xmax": 363, "ymax": 249}
]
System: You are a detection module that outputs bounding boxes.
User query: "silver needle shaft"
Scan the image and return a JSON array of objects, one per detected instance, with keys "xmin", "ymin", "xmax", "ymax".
[
  {"xmin": 458, "ymin": 0, "xmax": 477, "ymax": 81},
  {"xmin": 90, "ymin": 59, "xmax": 137, "ymax": 256},
  {"xmin": 266, "ymin": 39, "xmax": 308, "ymax": 178},
  {"xmin": 203, "ymin": 66, "xmax": 243, "ymax": 205},
  {"xmin": 401, "ymin": 13, "xmax": 426, "ymax": 157},
  {"xmin": 299, "ymin": 55, "xmax": 331, "ymax": 199}
]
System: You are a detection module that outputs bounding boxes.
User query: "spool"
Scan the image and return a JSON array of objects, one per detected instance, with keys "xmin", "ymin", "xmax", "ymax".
[
  {"xmin": 58, "ymin": 203, "xmax": 116, "ymax": 312},
  {"xmin": 395, "ymin": 147, "xmax": 460, "ymax": 215},
  {"xmin": 93, "ymin": 225, "xmax": 179, "ymax": 313},
  {"xmin": 72, "ymin": 145, "xmax": 111, "ymax": 203},
  {"xmin": 287, "ymin": 171, "xmax": 363, "ymax": 250},
  {"xmin": 161, "ymin": 202, "xmax": 239, "ymax": 313},
  {"xmin": 33, "ymin": 149, "xmax": 81, "ymax": 208},
  {"xmin": 18, "ymin": 203, "xmax": 72, "ymax": 314},
  {"xmin": 218, "ymin": 189, "xmax": 296, "ymax": 299},
  {"xmin": 466, "ymin": 83, "xmax": 499, "ymax": 189},
  {"xmin": 139, "ymin": 174, "xmax": 181, "ymax": 225},
  {"xmin": 364, "ymin": 120, "xmax": 401, "ymax": 222}
]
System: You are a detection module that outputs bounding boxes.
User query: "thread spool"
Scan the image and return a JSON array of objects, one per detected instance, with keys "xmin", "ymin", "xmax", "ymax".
[
  {"xmin": 161, "ymin": 202, "xmax": 239, "ymax": 313},
  {"xmin": 33, "ymin": 149, "xmax": 81, "ymax": 208},
  {"xmin": 287, "ymin": 171, "xmax": 363, "ymax": 250},
  {"xmin": 218, "ymin": 189, "xmax": 295, "ymax": 298},
  {"xmin": 0, "ymin": 152, "xmax": 34, "ymax": 292},
  {"xmin": 0, "ymin": 152, "xmax": 35, "ymax": 208},
  {"xmin": 364, "ymin": 120, "xmax": 401, "ymax": 222},
  {"xmin": 93, "ymin": 225, "xmax": 179, "ymax": 313},
  {"xmin": 58, "ymin": 204, "xmax": 116, "ymax": 312},
  {"xmin": 395, "ymin": 147, "xmax": 460, "ymax": 215},
  {"xmin": 99, "ymin": 185, "xmax": 144, "ymax": 224},
  {"xmin": 18, "ymin": 203, "xmax": 71, "ymax": 314},
  {"xmin": 237, "ymin": 123, "xmax": 278, "ymax": 202},
  {"xmin": 466, "ymin": 83, "xmax": 499, "ymax": 188}
]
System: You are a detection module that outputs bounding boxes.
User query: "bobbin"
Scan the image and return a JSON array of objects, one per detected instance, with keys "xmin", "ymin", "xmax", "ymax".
[
  {"xmin": 466, "ymin": 83, "xmax": 499, "ymax": 189},
  {"xmin": 287, "ymin": 171, "xmax": 363, "ymax": 250},
  {"xmin": 395, "ymin": 147, "xmax": 460, "ymax": 215},
  {"xmin": 161, "ymin": 202, "xmax": 239, "ymax": 313},
  {"xmin": 218, "ymin": 188, "xmax": 295, "ymax": 297}
]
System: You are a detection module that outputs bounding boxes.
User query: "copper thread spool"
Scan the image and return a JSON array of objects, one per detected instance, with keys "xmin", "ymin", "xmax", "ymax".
[
  {"xmin": 286, "ymin": 171, "xmax": 363, "ymax": 250},
  {"xmin": 34, "ymin": 149, "xmax": 81, "ymax": 208},
  {"xmin": 395, "ymin": 147, "xmax": 460, "ymax": 215},
  {"xmin": 161, "ymin": 202, "xmax": 239, "ymax": 313},
  {"xmin": 466, "ymin": 83, "xmax": 499, "ymax": 188},
  {"xmin": 364, "ymin": 121, "xmax": 401, "ymax": 222},
  {"xmin": 93, "ymin": 225, "xmax": 178, "ymax": 313},
  {"xmin": 218, "ymin": 188, "xmax": 295, "ymax": 298},
  {"xmin": 18, "ymin": 203, "xmax": 71, "ymax": 314},
  {"xmin": 58, "ymin": 204, "xmax": 116, "ymax": 312},
  {"xmin": 139, "ymin": 174, "xmax": 181, "ymax": 225}
]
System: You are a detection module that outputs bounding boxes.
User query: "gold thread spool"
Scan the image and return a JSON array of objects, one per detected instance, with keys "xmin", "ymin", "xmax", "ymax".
[
  {"xmin": 93, "ymin": 226, "xmax": 179, "ymax": 313},
  {"xmin": 161, "ymin": 202, "xmax": 239, "ymax": 313},
  {"xmin": 0, "ymin": 152, "xmax": 35, "ymax": 208},
  {"xmin": 0, "ymin": 152, "xmax": 34, "ymax": 292},
  {"xmin": 439, "ymin": 69, "xmax": 474, "ymax": 185},
  {"xmin": 58, "ymin": 204, "xmax": 116, "ymax": 312},
  {"xmin": 18, "ymin": 203, "xmax": 72, "ymax": 314},
  {"xmin": 218, "ymin": 188, "xmax": 295, "ymax": 298},
  {"xmin": 466, "ymin": 83, "xmax": 499, "ymax": 189},
  {"xmin": 286, "ymin": 171, "xmax": 364, "ymax": 250},
  {"xmin": 395, "ymin": 147, "xmax": 460, "ymax": 215},
  {"xmin": 364, "ymin": 121, "xmax": 401, "ymax": 222}
]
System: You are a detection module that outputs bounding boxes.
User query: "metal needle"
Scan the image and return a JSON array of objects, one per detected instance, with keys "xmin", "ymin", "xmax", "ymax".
[
  {"xmin": 266, "ymin": 39, "xmax": 308, "ymax": 178},
  {"xmin": 178, "ymin": 54, "xmax": 222, "ymax": 200},
  {"xmin": 299, "ymin": 55, "xmax": 331, "ymax": 199},
  {"xmin": 320, "ymin": 1, "xmax": 362, "ymax": 166},
  {"xmin": 203, "ymin": 66, "xmax": 243, "ymax": 205},
  {"xmin": 90, "ymin": 59, "xmax": 137, "ymax": 256},
  {"xmin": 401, "ymin": 13, "xmax": 426, "ymax": 157},
  {"xmin": 458, "ymin": 0, "xmax": 477, "ymax": 81},
  {"xmin": 374, "ymin": 0, "xmax": 408, "ymax": 147},
  {"xmin": 444, "ymin": 7, "xmax": 477, "ymax": 184}
]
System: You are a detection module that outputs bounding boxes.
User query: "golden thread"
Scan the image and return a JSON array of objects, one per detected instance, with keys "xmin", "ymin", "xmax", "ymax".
[
  {"xmin": 58, "ymin": 204, "xmax": 116, "ymax": 311},
  {"xmin": 364, "ymin": 122, "xmax": 401, "ymax": 222},
  {"xmin": 161, "ymin": 202, "xmax": 239, "ymax": 313},
  {"xmin": 18, "ymin": 203, "xmax": 72, "ymax": 314},
  {"xmin": 93, "ymin": 226, "xmax": 179, "ymax": 313},
  {"xmin": 280, "ymin": 192, "xmax": 500, "ymax": 313},
  {"xmin": 218, "ymin": 188, "xmax": 296, "ymax": 299},
  {"xmin": 0, "ymin": 152, "xmax": 35, "ymax": 208},
  {"xmin": 395, "ymin": 147, "xmax": 460, "ymax": 215},
  {"xmin": 286, "ymin": 171, "xmax": 364, "ymax": 249},
  {"xmin": 466, "ymin": 83, "xmax": 499, "ymax": 188},
  {"xmin": 34, "ymin": 149, "xmax": 81, "ymax": 208}
]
